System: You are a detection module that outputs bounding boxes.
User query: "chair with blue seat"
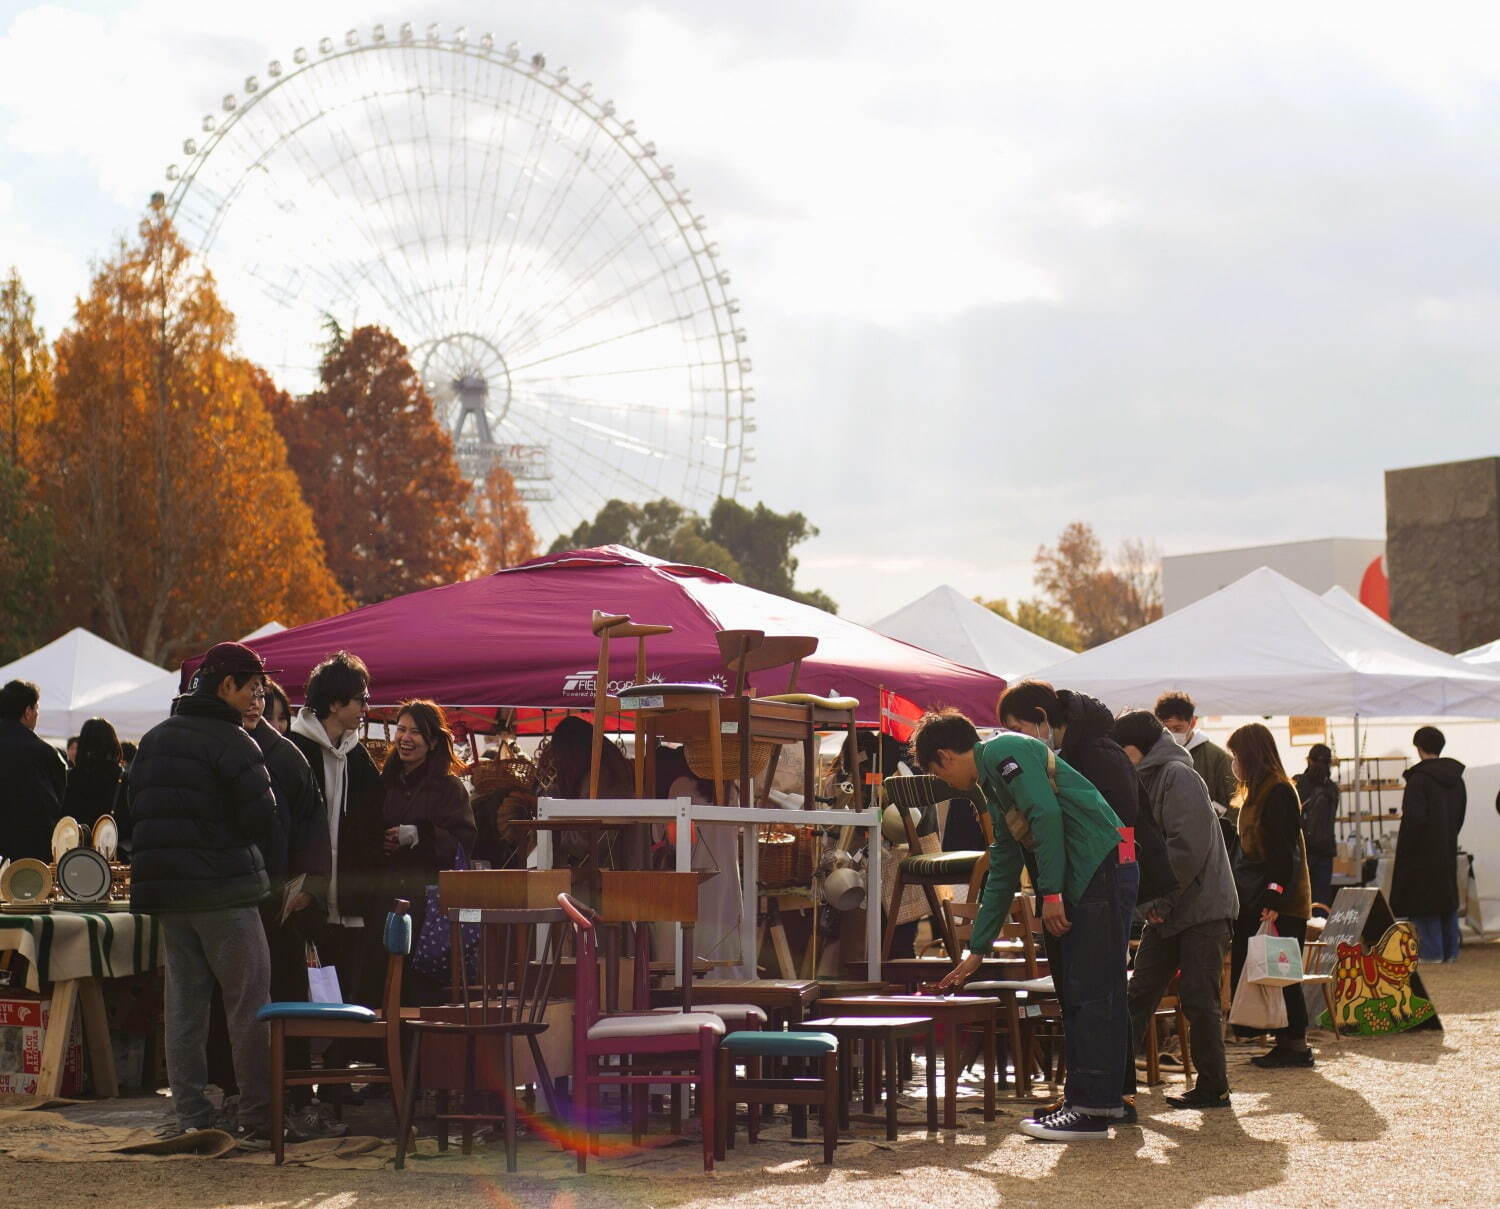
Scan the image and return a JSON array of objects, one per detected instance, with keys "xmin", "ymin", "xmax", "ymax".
[
  {"xmin": 258, "ymin": 897, "xmax": 412, "ymax": 1164},
  {"xmin": 716, "ymin": 1029, "xmax": 840, "ymax": 1165}
]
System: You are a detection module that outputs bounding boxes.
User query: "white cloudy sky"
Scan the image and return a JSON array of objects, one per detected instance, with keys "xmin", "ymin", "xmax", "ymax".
[{"xmin": 3, "ymin": 1, "xmax": 1499, "ymax": 621}]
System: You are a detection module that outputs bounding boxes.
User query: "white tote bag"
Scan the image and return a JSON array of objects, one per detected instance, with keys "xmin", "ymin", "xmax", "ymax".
[
  {"xmin": 1244, "ymin": 921, "xmax": 1304, "ymax": 987},
  {"xmin": 305, "ymin": 943, "xmax": 344, "ymax": 1005}
]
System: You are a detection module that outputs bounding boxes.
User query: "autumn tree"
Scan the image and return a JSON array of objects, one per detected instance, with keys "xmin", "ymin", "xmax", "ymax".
[
  {"xmin": 0, "ymin": 450, "xmax": 56, "ymax": 662},
  {"xmin": 1032, "ymin": 521, "xmax": 1163, "ymax": 648},
  {"xmin": 977, "ymin": 597, "xmax": 1081, "ymax": 651},
  {"xmin": 0, "ymin": 267, "xmax": 52, "ymax": 473},
  {"xmin": 270, "ymin": 325, "xmax": 477, "ymax": 606},
  {"xmin": 43, "ymin": 200, "xmax": 348, "ymax": 665},
  {"xmin": 475, "ymin": 460, "xmax": 538, "ymax": 571},
  {"xmin": 552, "ymin": 495, "xmax": 837, "ymax": 612}
]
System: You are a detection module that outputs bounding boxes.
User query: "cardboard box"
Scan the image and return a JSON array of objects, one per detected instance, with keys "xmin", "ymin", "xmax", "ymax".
[{"xmin": 0, "ymin": 994, "xmax": 83, "ymax": 1096}]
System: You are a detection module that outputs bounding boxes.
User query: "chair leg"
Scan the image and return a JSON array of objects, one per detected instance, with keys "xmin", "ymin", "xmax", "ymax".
[
  {"xmin": 747, "ymin": 1056, "xmax": 761, "ymax": 1143},
  {"xmin": 1323, "ymin": 984, "xmax": 1343, "ymax": 1047},
  {"xmin": 699, "ymin": 1030, "xmax": 715, "ymax": 1173},
  {"xmin": 1145, "ymin": 1016, "xmax": 1161, "ymax": 1086},
  {"xmin": 1178, "ymin": 1007, "xmax": 1194, "ymax": 1082},
  {"xmin": 925, "ymin": 1025, "xmax": 938, "ymax": 1132},
  {"xmin": 501, "ymin": 1036, "xmax": 518, "ymax": 1174},
  {"xmin": 460, "ymin": 1034, "xmax": 475, "ymax": 1156},
  {"xmin": 837, "ymin": 1044, "xmax": 851, "ymax": 1131},
  {"xmin": 823, "ymin": 1051, "xmax": 838, "ymax": 1165},
  {"xmin": 919, "ymin": 883, "xmax": 957, "ymax": 960},
  {"xmin": 884, "ymin": 1034, "xmax": 899, "ymax": 1141},
  {"xmin": 981, "ymin": 1019, "xmax": 997, "ymax": 1122},
  {"xmin": 881, "ymin": 872, "xmax": 908, "ymax": 960},
  {"xmin": 716, "ymin": 1046, "xmax": 731, "ymax": 1160},
  {"xmin": 395, "ymin": 1030, "xmax": 423, "ymax": 1170},
  {"xmin": 270, "ymin": 1021, "xmax": 286, "ymax": 1166},
  {"xmin": 573, "ymin": 1054, "xmax": 588, "ymax": 1173}
]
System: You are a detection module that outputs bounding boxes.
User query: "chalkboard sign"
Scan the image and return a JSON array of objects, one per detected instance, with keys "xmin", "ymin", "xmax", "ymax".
[{"xmin": 1304, "ymin": 886, "xmax": 1440, "ymax": 1032}]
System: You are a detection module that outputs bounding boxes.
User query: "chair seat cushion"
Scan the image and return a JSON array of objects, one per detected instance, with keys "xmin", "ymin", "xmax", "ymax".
[
  {"xmin": 257, "ymin": 1001, "xmax": 378, "ymax": 1022},
  {"xmin": 652, "ymin": 1003, "xmax": 769, "ymax": 1028},
  {"xmin": 966, "ymin": 977, "xmax": 1055, "ymax": 995},
  {"xmin": 721, "ymin": 1029, "xmax": 838, "ymax": 1057},
  {"xmin": 617, "ymin": 682, "xmax": 724, "ymax": 698},
  {"xmin": 588, "ymin": 1011, "xmax": 726, "ymax": 1041},
  {"xmin": 900, "ymin": 850, "xmax": 984, "ymax": 881},
  {"xmin": 758, "ymin": 692, "xmax": 859, "ymax": 711}
]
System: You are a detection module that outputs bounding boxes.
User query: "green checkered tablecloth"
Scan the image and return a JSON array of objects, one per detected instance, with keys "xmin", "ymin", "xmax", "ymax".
[{"xmin": 0, "ymin": 910, "xmax": 162, "ymax": 990}]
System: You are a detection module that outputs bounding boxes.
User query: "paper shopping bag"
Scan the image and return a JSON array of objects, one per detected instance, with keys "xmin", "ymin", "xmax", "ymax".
[
  {"xmin": 1229, "ymin": 968, "xmax": 1289, "ymax": 1031},
  {"xmin": 305, "ymin": 943, "xmax": 344, "ymax": 1004},
  {"xmin": 1245, "ymin": 921, "xmax": 1304, "ymax": 987}
]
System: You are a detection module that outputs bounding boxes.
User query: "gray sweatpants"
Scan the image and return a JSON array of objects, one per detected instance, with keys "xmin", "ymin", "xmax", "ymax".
[{"xmin": 161, "ymin": 908, "xmax": 271, "ymax": 1130}]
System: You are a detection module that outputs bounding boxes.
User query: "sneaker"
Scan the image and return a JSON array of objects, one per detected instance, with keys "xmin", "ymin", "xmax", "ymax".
[
  {"xmin": 211, "ymin": 1094, "xmax": 239, "ymax": 1133},
  {"xmin": 287, "ymin": 1103, "xmax": 349, "ymax": 1141},
  {"xmin": 1165, "ymin": 1087, "xmax": 1232, "ymax": 1109},
  {"xmin": 313, "ymin": 1102, "xmax": 349, "ymax": 1137},
  {"xmin": 1250, "ymin": 1047, "xmax": 1314, "ymax": 1069},
  {"xmin": 1020, "ymin": 1108, "xmax": 1112, "ymax": 1142},
  {"xmin": 227, "ymin": 1123, "xmax": 275, "ymax": 1151}
]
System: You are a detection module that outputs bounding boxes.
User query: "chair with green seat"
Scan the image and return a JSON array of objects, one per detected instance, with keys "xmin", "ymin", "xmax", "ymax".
[
  {"xmin": 258, "ymin": 898, "xmax": 412, "ymax": 1165},
  {"xmin": 882, "ymin": 775, "xmax": 995, "ymax": 961},
  {"xmin": 716, "ymin": 1029, "xmax": 840, "ymax": 1165}
]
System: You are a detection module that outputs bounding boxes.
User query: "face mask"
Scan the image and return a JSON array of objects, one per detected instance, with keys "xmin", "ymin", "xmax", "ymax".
[
  {"xmin": 1040, "ymin": 723, "xmax": 1063, "ymax": 753},
  {"xmin": 1171, "ymin": 729, "xmax": 1191, "ymax": 747}
]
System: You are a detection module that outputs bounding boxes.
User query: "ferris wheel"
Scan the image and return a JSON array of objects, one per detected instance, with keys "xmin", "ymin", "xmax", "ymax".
[{"xmin": 162, "ymin": 22, "xmax": 753, "ymax": 536}]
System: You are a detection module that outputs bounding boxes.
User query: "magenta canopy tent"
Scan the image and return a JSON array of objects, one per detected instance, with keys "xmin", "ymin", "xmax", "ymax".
[{"xmin": 185, "ymin": 546, "xmax": 1003, "ymax": 727}]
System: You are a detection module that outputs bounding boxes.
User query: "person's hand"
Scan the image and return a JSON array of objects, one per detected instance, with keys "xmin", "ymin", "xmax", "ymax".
[
  {"xmin": 937, "ymin": 952, "xmax": 983, "ymax": 990},
  {"xmin": 1147, "ymin": 908, "xmax": 1165, "ymax": 925},
  {"xmin": 1260, "ymin": 907, "xmax": 1279, "ymax": 925},
  {"xmin": 383, "ymin": 826, "xmax": 402, "ymax": 854},
  {"xmin": 288, "ymin": 891, "xmax": 313, "ymax": 914},
  {"xmin": 1042, "ymin": 897, "xmax": 1072, "ymax": 936}
]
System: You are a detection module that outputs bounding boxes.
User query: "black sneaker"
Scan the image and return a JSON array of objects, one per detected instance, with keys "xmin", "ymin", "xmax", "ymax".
[
  {"xmin": 1019, "ymin": 1108, "xmax": 1112, "ymax": 1142},
  {"xmin": 227, "ymin": 1123, "xmax": 274, "ymax": 1151},
  {"xmin": 1250, "ymin": 1047, "xmax": 1314, "ymax": 1069},
  {"xmin": 1165, "ymin": 1087, "xmax": 1232, "ymax": 1109}
]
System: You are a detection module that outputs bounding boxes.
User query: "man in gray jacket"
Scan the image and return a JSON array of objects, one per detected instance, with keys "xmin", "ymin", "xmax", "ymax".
[{"xmin": 1114, "ymin": 711, "xmax": 1239, "ymax": 1110}]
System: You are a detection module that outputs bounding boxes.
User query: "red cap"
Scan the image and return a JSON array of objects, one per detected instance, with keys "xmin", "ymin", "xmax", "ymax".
[{"xmin": 197, "ymin": 641, "xmax": 279, "ymax": 682}]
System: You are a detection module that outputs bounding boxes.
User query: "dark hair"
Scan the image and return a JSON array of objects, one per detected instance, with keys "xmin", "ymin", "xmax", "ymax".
[
  {"xmin": 1413, "ymin": 726, "xmax": 1446, "ymax": 755},
  {"xmin": 1113, "ymin": 710, "xmax": 1165, "ymax": 755},
  {"xmin": 67, "ymin": 734, "xmax": 80, "ymax": 749},
  {"xmin": 384, "ymin": 699, "xmax": 466, "ymax": 779},
  {"xmin": 0, "ymin": 680, "xmax": 40, "ymax": 722},
  {"xmin": 305, "ymin": 651, "xmax": 370, "ymax": 719},
  {"xmin": 262, "ymin": 678, "xmax": 292, "ymax": 729},
  {"xmin": 195, "ymin": 669, "xmax": 257, "ymax": 696},
  {"xmin": 909, "ymin": 708, "xmax": 981, "ymax": 770},
  {"xmin": 1307, "ymin": 743, "xmax": 1333, "ymax": 764},
  {"xmin": 998, "ymin": 681, "xmax": 1062, "ymax": 728},
  {"xmin": 538, "ymin": 715, "xmax": 631, "ymax": 799},
  {"xmin": 1227, "ymin": 722, "xmax": 1290, "ymax": 796},
  {"xmin": 1154, "ymin": 692, "xmax": 1195, "ymax": 724},
  {"xmin": 120, "ymin": 740, "xmax": 138, "ymax": 766},
  {"xmin": 75, "ymin": 718, "xmax": 122, "ymax": 773}
]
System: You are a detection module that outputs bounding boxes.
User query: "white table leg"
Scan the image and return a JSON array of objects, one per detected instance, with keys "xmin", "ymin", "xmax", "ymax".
[
  {"xmin": 742, "ymin": 824, "xmax": 759, "ymax": 979},
  {"xmin": 866, "ymin": 821, "xmax": 882, "ymax": 980}
]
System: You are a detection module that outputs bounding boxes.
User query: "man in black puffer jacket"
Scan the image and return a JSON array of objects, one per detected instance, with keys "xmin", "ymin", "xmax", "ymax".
[{"xmin": 130, "ymin": 642, "xmax": 280, "ymax": 1142}]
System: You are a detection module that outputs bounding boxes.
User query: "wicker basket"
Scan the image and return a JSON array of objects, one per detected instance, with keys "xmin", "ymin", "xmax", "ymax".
[
  {"xmin": 361, "ymin": 738, "xmax": 392, "ymax": 767},
  {"xmin": 685, "ymin": 737, "xmax": 775, "ymax": 782},
  {"xmin": 471, "ymin": 756, "xmax": 538, "ymax": 796},
  {"xmin": 757, "ymin": 826, "xmax": 818, "ymax": 888}
]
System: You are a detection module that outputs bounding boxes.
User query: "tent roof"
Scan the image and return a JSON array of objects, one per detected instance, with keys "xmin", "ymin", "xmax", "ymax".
[
  {"xmin": 1460, "ymin": 638, "xmax": 1500, "ymax": 665},
  {"xmin": 0, "ymin": 628, "xmax": 168, "ymax": 740},
  {"xmin": 1321, "ymin": 585, "xmax": 1401, "ymax": 633},
  {"xmin": 871, "ymin": 585, "xmax": 1072, "ymax": 682},
  {"xmin": 1029, "ymin": 566, "xmax": 1500, "ymax": 718},
  {"xmin": 183, "ymin": 546, "xmax": 1004, "ymax": 727}
]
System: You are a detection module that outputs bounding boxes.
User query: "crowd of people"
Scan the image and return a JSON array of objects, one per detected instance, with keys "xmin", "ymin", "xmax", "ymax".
[{"xmin": 0, "ymin": 648, "xmax": 1479, "ymax": 1150}]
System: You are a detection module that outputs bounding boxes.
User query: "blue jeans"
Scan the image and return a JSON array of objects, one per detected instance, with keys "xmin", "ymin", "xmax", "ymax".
[
  {"xmin": 1058, "ymin": 852, "xmax": 1131, "ymax": 1117},
  {"xmin": 1412, "ymin": 913, "xmax": 1461, "ymax": 962}
]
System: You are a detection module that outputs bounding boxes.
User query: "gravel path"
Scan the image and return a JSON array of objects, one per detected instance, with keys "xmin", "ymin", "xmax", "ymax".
[{"xmin": 7, "ymin": 940, "xmax": 1496, "ymax": 1209}]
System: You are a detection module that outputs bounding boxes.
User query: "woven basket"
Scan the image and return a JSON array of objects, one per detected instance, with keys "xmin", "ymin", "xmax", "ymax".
[
  {"xmin": 757, "ymin": 826, "xmax": 818, "ymax": 888},
  {"xmin": 685, "ymin": 737, "xmax": 774, "ymax": 782},
  {"xmin": 362, "ymin": 738, "xmax": 392, "ymax": 767},
  {"xmin": 471, "ymin": 756, "xmax": 538, "ymax": 796}
]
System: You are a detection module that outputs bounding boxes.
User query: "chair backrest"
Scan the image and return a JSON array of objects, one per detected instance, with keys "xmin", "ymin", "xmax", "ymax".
[
  {"xmin": 1008, "ymin": 893, "xmax": 1043, "ymax": 976},
  {"xmin": 559, "ymin": 892, "xmax": 602, "ymax": 1048},
  {"xmin": 449, "ymin": 905, "xmax": 568, "ymax": 1028},
  {"xmin": 942, "ymin": 899, "xmax": 981, "ymax": 952},
  {"xmin": 589, "ymin": 610, "xmax": 671, "ymax": 798},
  {"xmin": 717, "ymin": 630, "xmax": 819, "ymax": 697},
  {"xmin": 599, "ymin": 871, "xmax": 699, "ymax": 1012},
  {"xmin": 380, "ymin": 898, "xmax": 412, "ymax": 1024}
]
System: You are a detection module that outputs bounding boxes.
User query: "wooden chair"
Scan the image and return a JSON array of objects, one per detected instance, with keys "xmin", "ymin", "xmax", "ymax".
[
  {"xmin": 259, "ymin": 898, "xmax": 412, "ymax": 1165},
  {"xmin": 881, "ymin": 775, "xmax": 993, "ymax": 960},
  {"xmin": 588, "ymin": 609, "xmax": 673, "ymax": 798},
  {"xmin": 559, "ymin": 878, "xmax": 723, "ymax": 1172},
  {"xmin": 960, "ymin": 895, "xmax": 1061, "ymax": 1098},
  {"xmin": 716, "ymin": 1029, "xmax": 840, "ymax": 1165},
  {"xmin": 1299, "ymin": 939, "xmax": 1342, "ymax": 1047},
  {"xmin": 394, "ymin": 904, "xmax": 568, "ymax": 1172},
  {"xmin": 1136, "ymin": 968, "xmax": 1193, "ymax": 1086}
]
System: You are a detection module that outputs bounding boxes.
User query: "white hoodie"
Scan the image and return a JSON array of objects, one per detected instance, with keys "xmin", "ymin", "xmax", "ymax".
[{"xmin": 291, "ymin": 706, "xmax": 366, "ymax": 928}]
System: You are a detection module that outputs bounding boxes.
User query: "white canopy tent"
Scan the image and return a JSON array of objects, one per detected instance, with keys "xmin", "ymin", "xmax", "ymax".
[
  {"xmin": 83, "ymin": 622, "xmax": 289, "ymax": 741},
  {"xmin": 1029, "ymin": 567, "xmax": 1500, "ymax": 719},
  {"xmin": 1460, "ymin": 638, "xmax": 1500, "ymax": 665},
  {"xmin": 0, "ymin": 628, "xmax": 168, "ymax": 741},
  {"xmin": 1321, "ymin": 584, "xmax": 1402, "ymax": 634},
  {"xmin": 871, "ymin": 584, "xmax": 1073, "ymax": 683}
]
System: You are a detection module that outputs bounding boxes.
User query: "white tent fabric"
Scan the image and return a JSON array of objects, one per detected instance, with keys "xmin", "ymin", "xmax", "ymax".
[
  {"xmin": 1460, "ymin": 638, "xmax": 1500, "ymax": 665},
  {"xmin": 0, "ymin": 628, "xmax": 168, "ymax": 740},
  {"xmin": 871, "ymin": 585, "xmax": 1072, "ymax": 682},
  {"xmin": 1029, "ymin": 567, "xmax": 1500, "ymax": 718},
  {"xmin": 1321, "ymin": 585, "xmax": 1402, "ymax": 633},
  {"xmin": 82, "ymin": 621, "xmax": 289, "ymax": 741}
]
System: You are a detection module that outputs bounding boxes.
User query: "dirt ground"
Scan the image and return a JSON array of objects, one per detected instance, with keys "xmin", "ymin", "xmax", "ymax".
[{"xmin": 4, "ymin": 940, "xmax": 1496, "ymax": 1209}]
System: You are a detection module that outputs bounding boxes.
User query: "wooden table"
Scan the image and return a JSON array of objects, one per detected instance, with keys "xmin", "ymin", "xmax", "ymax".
[
  {"xmin": 666, "ymin": 978, "xmax": 822, "ymax": 1026},
  {"xmin": 867, "ymin": 955, "xmax": 1036, "ymax": 992},
  {"xmin": 803, "ymin": 1014, "xmax": 938, "ymax": 1137},
  {"xmin": 816, "ymin": 994, "xmax": 998, "ymax": 1129}
]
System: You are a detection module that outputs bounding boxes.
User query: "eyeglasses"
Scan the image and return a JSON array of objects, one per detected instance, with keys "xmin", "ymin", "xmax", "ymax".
[{"xmin": 358, "ymin": 693, "xmax": 372, "ymax": 706}]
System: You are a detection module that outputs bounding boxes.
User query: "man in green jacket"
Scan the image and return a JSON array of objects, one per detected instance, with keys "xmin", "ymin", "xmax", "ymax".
[{"xmin": 921, "ymin": 709, "xmax": 1132, "ymax": 1142}]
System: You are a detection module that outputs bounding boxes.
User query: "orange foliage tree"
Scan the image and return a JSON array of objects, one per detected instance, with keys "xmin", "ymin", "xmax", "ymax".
[
  {"xmin": 474, "ymin": 460, "xmax": 537, "ymax": 572},
  {"xmin": 1033, "ymin": 522, "xmax": 1162, "ymax": 648},
  {"xmin": 270, "ymin": 324, "xmax": 477, "ymax": 605},
  {"xmin": 43, "ymin": 200, "xmax": 348, "ymax": 666},
  {"xmin": 1, "ymin": 266, "xmax": 52, "ymax": 473}
]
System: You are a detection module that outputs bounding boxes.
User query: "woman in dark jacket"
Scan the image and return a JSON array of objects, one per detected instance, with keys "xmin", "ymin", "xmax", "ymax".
[
  {"xmin": 1227, "ymin": 723, "xmax": 1314, "ymax": 1069},
  {"xmin": 379, "ymin": 700, "xmax": 476, "ymax": 931},
  {"xmin": 62, "ymin": 717, "xmax": 124, "ymax": 828}
]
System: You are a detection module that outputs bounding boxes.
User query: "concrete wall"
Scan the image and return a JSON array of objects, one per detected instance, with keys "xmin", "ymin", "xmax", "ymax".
[
  {"xmin": 1162, "ymin": 537, "xmax": 1384, "ymax": 614},
  {"xmin": 1385, "ymin": 457, "xmax": 1500, "ymax": 653}
]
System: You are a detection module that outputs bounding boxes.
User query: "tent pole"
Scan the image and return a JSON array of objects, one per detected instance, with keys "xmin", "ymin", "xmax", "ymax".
[{"xmin": 1352, "ymin": 712, "xmax": 1363, "ymax": 849}]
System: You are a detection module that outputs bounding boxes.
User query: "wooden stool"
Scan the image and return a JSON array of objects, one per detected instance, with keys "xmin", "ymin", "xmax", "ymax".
[
  {"xmin": 802, "ymin": 1015, "xmax": 938, "ymax": 1138},
  {"xmin": 716, "ymin": 1030, "xmax": 840, "ymax": 1165}
]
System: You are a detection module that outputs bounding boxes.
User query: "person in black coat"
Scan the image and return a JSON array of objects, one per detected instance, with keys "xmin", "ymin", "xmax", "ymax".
[
  {"xmin": 129, "ymin": 642, "xmax": 279, "ymax": 1139},
  {"xmin": 1392, "ymin": 726, "xmax": 1467, "ymax": 963},
  {"xmin": 62, "ymin": 717, "xmax": 124, "ymax": 828},
  {"xmin": 0, "ymin": 680, "xmax": 67, "ymax": 862},
  {"xmin": 1292, "ymin": 744, "xmax": 1339, "ymax": 917}
]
